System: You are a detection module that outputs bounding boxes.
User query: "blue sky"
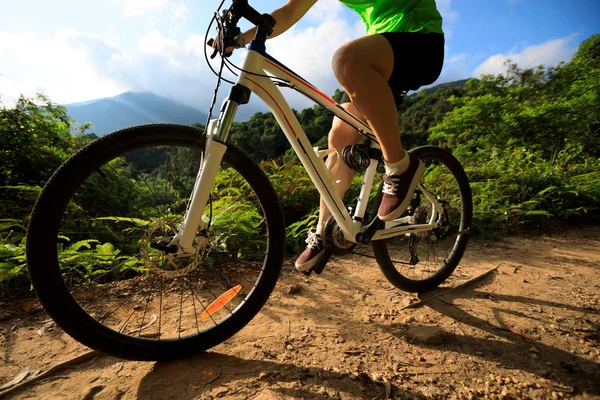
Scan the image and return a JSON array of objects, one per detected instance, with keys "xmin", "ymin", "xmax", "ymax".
[{"xmin": 1, "ymin": 0, "xmax": 598, "ymax": 112}]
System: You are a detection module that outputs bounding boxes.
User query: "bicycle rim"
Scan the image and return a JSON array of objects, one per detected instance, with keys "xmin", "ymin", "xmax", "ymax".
[
  {"xmin": 27, "ymin": 125, "xmax": 284, "ymax": 359},
  {"xmin": 373, "ymin": 146, "xmax": 472, "ymax": 292}
]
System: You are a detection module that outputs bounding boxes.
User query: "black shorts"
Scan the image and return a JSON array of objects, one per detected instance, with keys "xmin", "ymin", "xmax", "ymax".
[{"xmin": 340, "ymin": 32, "xmax": 445, "ymax": 105}]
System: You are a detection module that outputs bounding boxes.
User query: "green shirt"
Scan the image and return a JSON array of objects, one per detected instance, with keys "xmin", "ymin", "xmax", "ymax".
[{"xmin": 338, "ymin": 0, "xmax": 444, "ymax": 35}]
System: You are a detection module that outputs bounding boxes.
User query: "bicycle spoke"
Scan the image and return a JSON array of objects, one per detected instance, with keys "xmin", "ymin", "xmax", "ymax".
[
  {"xmin": 129, "ymin": 161, "xmax": 169, "ymax": 218},
  {"xmin": 158, "ymin": 276, "xmax": 163, "ymax": 340},
  {"xmin": 184, "ymin": 277, "xmax": 220, "ymax": 327},
  {"xmin": 184, "ymin": 279, "xmax": 201, "ymax": 334},
  {"xmin": 373, "ymin": 148, "xmax": 470, "ymax": 290},
  {"xmin": 32, "ymin": 133, "xmax": 280, "ymax": 359},
  {"xmin": 178, "ymin": 279, "xmax": 184, "ymax": 339}
]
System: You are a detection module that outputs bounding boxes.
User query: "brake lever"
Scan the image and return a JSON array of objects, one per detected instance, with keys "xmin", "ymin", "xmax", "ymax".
[
  {"xmin": 207, "ymin": 39, "xmax": 219, "ymax": 59},
  {"xmin": 207, "ymin": 36, "xmax": 239, "ymax": 59}
]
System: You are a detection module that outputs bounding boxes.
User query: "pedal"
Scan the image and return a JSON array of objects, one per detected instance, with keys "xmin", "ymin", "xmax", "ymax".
[
  {"xmin": 311, "ymin": 248, "xmax": 333, "ymax": 275},
  {"xmin": 299, "ymin": 248, "xmax": 333, "ymax": 276}
]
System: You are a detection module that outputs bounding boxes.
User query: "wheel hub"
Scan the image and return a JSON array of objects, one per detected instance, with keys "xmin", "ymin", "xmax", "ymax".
[
  {"xmin": 140, "ymin": 218, "xmax": 209, "ymax": 278},
  {"xmin": 431, "ymin": 200, "xmax": 450, "ymax": 241}
]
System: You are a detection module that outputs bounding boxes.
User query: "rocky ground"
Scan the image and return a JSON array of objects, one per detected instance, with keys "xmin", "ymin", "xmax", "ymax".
[{"xmin": 1, "ymin": 227, "xmax": 599, "ymax": 399}]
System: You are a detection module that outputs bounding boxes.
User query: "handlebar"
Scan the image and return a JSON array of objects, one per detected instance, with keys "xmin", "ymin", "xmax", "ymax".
[
  {"xmin": 208, "ymin": 0, "xmax": 276, "ymax": 58},
  {"xmin": 232, "ymin": 0, "xmax": 275, "ymax": 34}
]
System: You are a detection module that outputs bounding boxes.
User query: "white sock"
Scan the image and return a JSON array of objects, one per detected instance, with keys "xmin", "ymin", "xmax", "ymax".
[
  {"xmin": 315, "ymin": 224, "xmax": 323, "ymax": 235},
  {"xmin": 384, "ymin": 150, "xmax": 410, "ymax": 176}
]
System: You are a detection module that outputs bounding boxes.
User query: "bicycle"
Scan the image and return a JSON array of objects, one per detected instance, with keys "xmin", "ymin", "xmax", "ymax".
[{"xmin": 26, "ymin": 0, "xmax": 472, "ymax": 361}]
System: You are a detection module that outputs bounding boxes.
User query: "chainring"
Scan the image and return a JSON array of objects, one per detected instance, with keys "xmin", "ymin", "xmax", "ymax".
[{"xmin": 323, "ymin": 216, "xmax": 357, "ymax": 255}]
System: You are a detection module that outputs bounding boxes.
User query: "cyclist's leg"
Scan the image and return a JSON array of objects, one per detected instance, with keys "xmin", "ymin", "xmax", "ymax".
[
  {"xmin": 319, "ymin": 100, "xmax": 364, "ymax": 227},
  {"xmin": 332, "ymin": 35, "xmax": 402, "ymax": 163},
  {"xmin": 332, "ymin": 33, "xmax": 443, "ymax": 222},
  {"xmin": 295, "ymin": 101, "xmax": 363, "ymax": 272}
]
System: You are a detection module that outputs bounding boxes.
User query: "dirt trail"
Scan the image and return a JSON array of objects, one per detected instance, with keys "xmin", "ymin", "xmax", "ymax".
[{"xmin": 1, "ymin": 227, "xmax": 599, "ymax": 399}]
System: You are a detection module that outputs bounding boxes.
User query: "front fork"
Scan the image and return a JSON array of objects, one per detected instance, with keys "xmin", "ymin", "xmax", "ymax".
[{"xmin": 170, "ymin": 99, "xmax": 239, "ymax": 253}]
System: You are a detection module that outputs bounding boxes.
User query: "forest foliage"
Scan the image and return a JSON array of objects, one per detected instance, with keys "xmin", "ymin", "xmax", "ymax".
[{"xmin": 1, "ymin": 34, "xmax": 598, "ymax": 297}]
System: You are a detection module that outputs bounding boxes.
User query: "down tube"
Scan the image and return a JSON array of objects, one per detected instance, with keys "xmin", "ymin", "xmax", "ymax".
[{"xmin": 241, "ymin": 76, "xmax": 355, "ymax": 239}]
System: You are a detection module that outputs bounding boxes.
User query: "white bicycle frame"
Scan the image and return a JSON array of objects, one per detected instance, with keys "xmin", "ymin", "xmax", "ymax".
[{"xmin": 172, "ymin": 43, "xmax": 444, "ymax": 253}]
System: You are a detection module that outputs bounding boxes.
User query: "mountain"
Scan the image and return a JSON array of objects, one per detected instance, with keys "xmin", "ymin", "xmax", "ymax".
[
  {"xmin": 66, "ymin": 92, "xmax": 208, "ymax": 135},
  {"xmin": 414, "ymin": 79, "xmax": 472, "ymax": 96}
]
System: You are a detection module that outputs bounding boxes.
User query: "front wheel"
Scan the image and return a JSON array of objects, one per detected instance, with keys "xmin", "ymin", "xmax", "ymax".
[
  {"xmin": 372, "ymin": 146, "xmax": 472, "ymax": 293},
  {"xmin": 27, "ymin": 124, "xmax": 285, "ymax": 360}
]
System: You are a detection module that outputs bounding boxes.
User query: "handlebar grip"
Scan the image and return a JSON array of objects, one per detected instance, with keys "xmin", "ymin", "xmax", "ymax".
[{"xmin": 241, "ymin": 4, "xmax": 275, "ymax": 34}]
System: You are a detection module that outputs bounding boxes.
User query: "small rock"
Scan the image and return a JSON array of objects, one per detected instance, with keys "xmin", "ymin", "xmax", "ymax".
[
  {"xmin": 114, "ymin": 362, "xmax": 124, "ymax": 374},
  {"xmin": 287, "ymin": 284, "xmax": 302, "ymax": 295},
  {"xmin": 81, "ymin": 385, "xmax": 104, "ymax": 400},
  {"xmin": 401, "ymin": 297, "xmax": 419, "ymax": 308},
  {"xmin": 254, "ymin": 389, "xmax": 282, "ymax": 400},
  {"xmin": 531, "ymin": 353, "xmax": 539, "ymax": 359},
  {"xmin": 286, "ymin": 344, "xmax": 294, "ymax": 351},
  {"xmin": 211, "ymin": 387, "xmax": 230, "ymax": 398},
  {"xmin": 529, "ymin": 346, "xmax": 539, "ymax": 354},
  {"xmin": 406, "ymin": 326, "xmax": 446, "ymax": 344},
  {"xmin": 258, "ymin": 371, "xmax": 271, "ymax": 380},
  {"xmin": 402, "ymin": 315, "xmax": 415, "ymax": 324}
]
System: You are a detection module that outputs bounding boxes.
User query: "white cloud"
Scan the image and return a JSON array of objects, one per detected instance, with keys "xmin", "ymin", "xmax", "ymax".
[
  {"xmin": 0, "ymin": 30, "xmax": 127, "ymax": 105},
  {"xmin": 0, "ymin": 0, "xmax": 463, "ymax": 117},
  {"xmin": 473, "ymin": 35, "xmax": 578, "ymax": 77},
  {"xmin": 437, "ymin": 0, "xmax": 459, "ymax": 23},
  {"xmin": 138, "ymin": 29, "xmax": 180, "ymax": 57},
  {"xmin": 306, "ymin": 0, "xmax": 345, "ymax": 22},
  {"xmin": 118, "ymin": 0, "xmax": 170, "ymax": 17},
  {"xmin": 261, "ymin": 3, "xmax": 363, "ymax": 110},
  {"xmin": 183, "ymin": 34, "xmax": 206, "ymax": 57},
  {"xmin": 171, "ymin": 3, "xmax": 191, "ymax": 21}
]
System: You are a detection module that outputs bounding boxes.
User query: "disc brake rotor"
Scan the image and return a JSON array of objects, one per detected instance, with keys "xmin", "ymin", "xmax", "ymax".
[{"xmin": 139, "ymin": 217, "xmax": 208, "ymax": 278}]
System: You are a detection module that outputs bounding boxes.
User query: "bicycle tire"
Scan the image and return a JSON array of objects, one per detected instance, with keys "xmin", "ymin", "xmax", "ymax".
[
  {"xmin": 372, "ymin": 146, "xmax": 472, "ymax": 293},
  {"xmin": 27, "ymin": 124, "xmax": 285, "ymax": 361}
]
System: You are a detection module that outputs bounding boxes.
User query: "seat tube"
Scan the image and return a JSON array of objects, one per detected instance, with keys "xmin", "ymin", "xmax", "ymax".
[{"xmin": 354, "ymin": 158, "xmax": 378, "ymax": 223}]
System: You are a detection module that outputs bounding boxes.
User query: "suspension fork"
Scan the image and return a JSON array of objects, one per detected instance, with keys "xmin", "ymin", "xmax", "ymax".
[{"xmin": 173, "ymin": 99, "xmax": 239, "ymax": 253}]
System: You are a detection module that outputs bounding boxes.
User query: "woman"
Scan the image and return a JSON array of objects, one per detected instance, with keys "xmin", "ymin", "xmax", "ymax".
[{"xmin": 239, "ymin": 0, "xmax": 445, "ymax": 274}]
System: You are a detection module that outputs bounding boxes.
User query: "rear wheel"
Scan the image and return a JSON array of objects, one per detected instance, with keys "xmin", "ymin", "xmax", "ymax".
[
  {"xmin": 27, "ymin": 124, "xmax": 285, "ymax": 360},
  {"xmin": 372, "ymin": 146, "xmax": 472, "ymax": 293}
]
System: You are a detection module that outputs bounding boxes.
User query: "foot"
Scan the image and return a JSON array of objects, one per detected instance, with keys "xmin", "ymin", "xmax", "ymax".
[
  {"xmin": 295, "ymin": 231, "xmax": 328, "ymax": 274},
  {"xmin": 378, "ymin": 152, "xmax": 425, "ymax": 222}
]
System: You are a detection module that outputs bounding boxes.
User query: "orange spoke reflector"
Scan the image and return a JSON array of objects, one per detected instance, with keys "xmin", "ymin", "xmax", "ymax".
[{"xmin": 200, "ymin": 285, "xmax": 242, "ymax": 320}]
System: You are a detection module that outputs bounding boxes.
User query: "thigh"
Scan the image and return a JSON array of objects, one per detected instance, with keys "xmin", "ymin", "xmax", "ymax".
[{"xmin": 333, "ymin": 35, "xmax": 395, "ymax": 81}]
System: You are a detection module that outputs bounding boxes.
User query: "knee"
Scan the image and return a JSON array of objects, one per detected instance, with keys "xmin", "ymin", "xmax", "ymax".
[
  {"xmin": 332, "ymin": 45, "xmax": 363, "ymax": 86},
  {"xmin": 328, "ymin": 125, "xmax": 356, "ymax": 151},
  {"xmin": 328, "ymin": 132, "xmax": 346, "ymax": 152}
]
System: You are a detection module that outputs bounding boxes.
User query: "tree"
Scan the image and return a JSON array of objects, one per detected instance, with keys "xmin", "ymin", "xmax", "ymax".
[{"xmin": 0, "ymin": 94, "xmax": 74, "ymax": 186}]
